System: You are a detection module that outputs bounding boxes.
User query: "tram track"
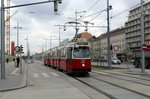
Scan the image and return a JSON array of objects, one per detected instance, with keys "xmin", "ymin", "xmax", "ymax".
[
  {"xmin": 74, "ymin": 73, "xmax": 150, "ymax": 99},
  {"xmin": 91, "ymin": 75, "xmax": 150, "ymax": 99},
  {"xmin": 73, "ymin": 77, "xmax": 117, "ymax": 99}
]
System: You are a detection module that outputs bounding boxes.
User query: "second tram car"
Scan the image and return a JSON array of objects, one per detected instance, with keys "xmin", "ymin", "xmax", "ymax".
[{"xmin": 43, "ymin": 38, "xmax": 91, "ymax": 74}]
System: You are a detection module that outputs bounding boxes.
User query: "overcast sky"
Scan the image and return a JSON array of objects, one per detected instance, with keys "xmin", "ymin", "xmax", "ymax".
[{"xmin": 7, "ymin": 0, "xmax": 150, "ymax": 55}]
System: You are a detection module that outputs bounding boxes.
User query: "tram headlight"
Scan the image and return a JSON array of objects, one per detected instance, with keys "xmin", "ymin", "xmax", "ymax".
[{"xmin": 82, "ymin": 64, "xmax": 85, "ymax": 67}]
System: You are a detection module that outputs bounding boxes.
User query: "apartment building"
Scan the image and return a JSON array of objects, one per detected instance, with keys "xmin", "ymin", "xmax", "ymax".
[
  {"xmin": 91, "ymin": 28, "xmax": 126, "ymax": 62},
  {"xmin": 125, "ymin": 2, "xmax": 150, "ymax": 49}
]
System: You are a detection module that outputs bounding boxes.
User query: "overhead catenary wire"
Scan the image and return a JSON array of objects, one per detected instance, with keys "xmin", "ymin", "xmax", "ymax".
[
  {"xmin": 89, "ymin": 10, "xmax": 105, "ymax": 22},
  {"xmin": 81, "ymin": 9, "xmax": 106, "ymax": 19},
  {"xmin": 82, "ymin": 0, "xmax": 100, "ymax": 17}
]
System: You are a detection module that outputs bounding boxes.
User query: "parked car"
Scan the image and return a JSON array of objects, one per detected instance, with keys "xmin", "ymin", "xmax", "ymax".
[
  {"xmin": 129, "ymin": 59, "xmax": 135, "ymax": 63},
  {"xmin": 26, "ymin": 59, "xmax": 33, "ymax": 64},
  {"xmin": 111, "ymin": 57, "xmax": 121, "ymax": 64}
]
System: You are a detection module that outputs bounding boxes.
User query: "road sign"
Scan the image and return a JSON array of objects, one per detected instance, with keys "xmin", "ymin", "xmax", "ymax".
[
  {"xmin": 142, "ymin": 44, "xmax": 147, "ymax": 51},
  {"xmin": 113, "ymin": 45, "xmax": 119, "ymax": 51},
  {"xmin": 14, "ymin": 46, "xmax": 20, "ymax": 52}
]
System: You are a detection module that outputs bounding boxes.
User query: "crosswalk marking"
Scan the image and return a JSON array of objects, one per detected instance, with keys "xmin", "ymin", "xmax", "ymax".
[
  {"xmin": 42, "ymin": 73, "xmax": 50, "ymax": 77},
  {"xmin": 50, "ymin": 72, "xmax": 60, "ymax": 77},
  {"xmin": 33, "ymin": 73, "xmax": 39, "ymax": 78},
  {"xmin": 11, "ymin": 68, "xmax": 19, "ymax": 75},
  {"xmin": 32, "ymin": 72, "xmax": 60, "ymax": 78}
]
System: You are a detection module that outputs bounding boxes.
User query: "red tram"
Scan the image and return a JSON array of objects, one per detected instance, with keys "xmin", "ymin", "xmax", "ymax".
[{"xmin": 43, "ymin": 38, "xmax": 91, "ymax": 74}]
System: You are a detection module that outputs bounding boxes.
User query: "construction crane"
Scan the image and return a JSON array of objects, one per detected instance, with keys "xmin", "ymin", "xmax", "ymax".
[
  {"xmin": 5, "ymin": 0, "xmax": 11, "ymax": 55},
  {"xmin": 5, "ymin": 0, "xmax": 18, "ymax": 55},
  {"xmin": 5, "ymin": 11, "xmax": 18, "ymax": 22}
]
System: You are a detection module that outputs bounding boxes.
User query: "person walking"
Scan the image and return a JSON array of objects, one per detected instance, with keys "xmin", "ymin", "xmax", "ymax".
[
  {"xmin": 6, "ymin": 58, "xmax": 9, "ymax": 64},
  {"xmin": 16, "ymin": 57, "xmax": 20, "ymax": 67},
  {"xmin": 13, "ymin": 58, "xmax": 16, "ymax": 67}
]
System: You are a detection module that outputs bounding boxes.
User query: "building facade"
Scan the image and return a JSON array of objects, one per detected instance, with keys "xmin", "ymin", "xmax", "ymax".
[
  {"xmin": 91, "ymin": 38, "xmax": 101, "ymax": 61},
  {"xmin": 91, "ymin": 28, "xmax": 126, "ymax": 62},
  {"xmin": 125, "ymin": 2, "xmax": 150, "ymax": 49}
]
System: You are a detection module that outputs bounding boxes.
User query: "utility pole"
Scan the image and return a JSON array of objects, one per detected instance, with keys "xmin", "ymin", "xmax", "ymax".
[
  {"xmin": 49, "ymin": 35, "xmax": 55, "ymax": 49},
  {"xmin": 75, "ymin": 10, "xmax": 86, "ymax": 37},
  {"xmin": 107, "ymin": 0, "xmax": 111, "ymax": 69},
  {"xmin": 44, "ymin": 38, "xmax": 48, "ymax": 51},
  {"xmin": 14, "ymin": 22, "xmax": 22, "ymax": 47},
  {"xmin": 59, "ymin": 26, "xmax": 61, "ymax": 46},
  {"xmin": 54, "ymin": 25, "xmax": 61, "ymax": 46},
  {"xmin": 50, "ymin": 36, "xmax": 52, "ymax": 49},
  {"xmin": 140, "ymin": 0, "xmax": 145, "ymax": 73}
]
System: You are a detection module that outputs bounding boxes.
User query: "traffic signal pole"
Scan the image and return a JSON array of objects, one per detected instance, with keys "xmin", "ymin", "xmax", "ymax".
[
  {"xmin": 1, "ymin": 0, "xmax": 5, "ymax": 79},
  {"xmin": 19, "ymin": 45, "xmax": 23, "ymax": 73}
]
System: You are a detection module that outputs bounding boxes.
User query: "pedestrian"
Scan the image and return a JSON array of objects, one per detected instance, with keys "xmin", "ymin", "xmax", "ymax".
[
  {"xmin": 13, "ymin": 58, "xmax": 16, "ymax": 67},
  {"xmin": 13, "ymin": 58, "xmax": 15, "ymax": 62},
  {"xmin": 16, "ymin": 57, "xmax": 20, "ymax": 67},
  {"xmin": 6, "ymin": 58, "xmax": 9, "ymax": 64}
]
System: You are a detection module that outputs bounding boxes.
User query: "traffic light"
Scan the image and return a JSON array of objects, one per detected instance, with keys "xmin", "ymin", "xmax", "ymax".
[
  {"xmin": 54, "ymin": 0, "xmax": 62, "ymax": 13},
  {"xmin": 57, "ymin": 0, "xmax": 62, "ymax": 4},
  {"xmin": 20, "ymin": 45, "xmax": 23, "ymax": 52},
  {"xmin": 110, "ymin": 44, "xmax": 113, "ymax": 50},
  {"xmin": 54, "ymin": 0, "xmax": 58, "ymax": 12}
]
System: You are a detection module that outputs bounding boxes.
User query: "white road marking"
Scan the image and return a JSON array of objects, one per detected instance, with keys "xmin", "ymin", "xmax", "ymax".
[
  {"xmin": 11, "ymin": 68, "xmax": 19, "ymax": 75},
  {"xmin": 33, "ymin": 73, "xmax": 39, "ymax": 78},
  {"xmin": 42, "ymin": 73, "xmax": 50, "ymax": 77},
  {"xmin": 50, "ymin": 72, "xmax": 60, "ymax": 77}
]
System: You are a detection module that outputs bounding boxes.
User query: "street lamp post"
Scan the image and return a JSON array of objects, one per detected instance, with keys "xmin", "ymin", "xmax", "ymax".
[
  {"xmin": 44, "ymin": 38, "xmax": 48, "ymax": 51},
  {"xmin": 25, "ymin": 36, "xmax": 29, "ymax": 61},
  {"xmin": 25, "ymin": 36, "xmax": 29, "ymax": 80},
  {"xmin": 49, "ymin": 35, "xmax": 56, "ymax": 49}
]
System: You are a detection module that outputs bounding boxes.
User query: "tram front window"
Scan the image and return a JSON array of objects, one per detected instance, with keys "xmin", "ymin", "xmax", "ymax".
[{"xmin": 73, "ymin": 47, "xmax": 90, "ymax": 58}]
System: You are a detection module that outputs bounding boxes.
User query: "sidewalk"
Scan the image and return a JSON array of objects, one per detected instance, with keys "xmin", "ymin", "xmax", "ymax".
[{"xmin": 0, "ymin": 62, "xmax": 27, "ymax": 92}]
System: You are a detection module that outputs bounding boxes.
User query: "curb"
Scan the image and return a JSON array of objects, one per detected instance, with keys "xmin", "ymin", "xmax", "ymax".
[
  {"xmin": 115, "ymin": 71, "xmax": 150, "ymax": 75},
  {"xmin": 0, "ymin": 64, "xmax": 27, "ymax": 92}
]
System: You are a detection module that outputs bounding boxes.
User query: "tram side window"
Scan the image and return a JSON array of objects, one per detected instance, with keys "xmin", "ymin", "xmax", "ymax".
[
  {"xmin": 52, "ymin": 51, "xmax": 55, "ymax": 58},
  {"xmin": 61, "ymin": 48, "xmax": 66, "ymax": 58},
  {"xmin": 49, "ymin": 52, "xmax": 52, "ymax": 58},
  {"xmin": 48, "ymin": 53, "xmax": 50, "ymax": 58},
  {"xmin": 67, "ymin": 48, "xmax": 72, "ymax": 59},
  {"xmin": 57, "ymin": 49, "xmax": 61, "ymax": 58}
]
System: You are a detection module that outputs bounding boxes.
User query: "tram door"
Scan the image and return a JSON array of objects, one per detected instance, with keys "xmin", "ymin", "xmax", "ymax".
[{"xmin": 67, "ymin": 48, "xmax": 72, "ymax": 72}]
